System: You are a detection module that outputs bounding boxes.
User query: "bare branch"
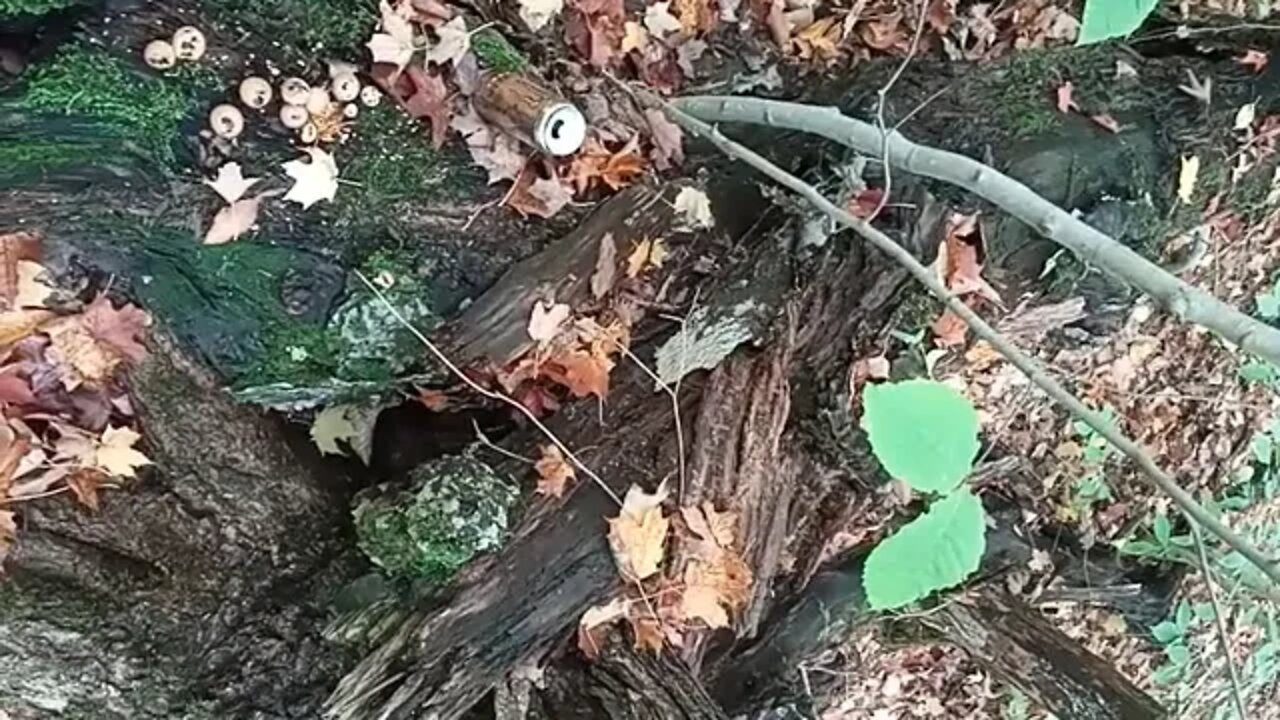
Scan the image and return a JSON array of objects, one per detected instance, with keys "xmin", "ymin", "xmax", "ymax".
[
  {"xmin": 653, "ymin": 96, "xmax": 1280, "ymax": 587},
  {"xmin": 671, "ymin": 96, "xmax": 1280, "ymax": 369}
]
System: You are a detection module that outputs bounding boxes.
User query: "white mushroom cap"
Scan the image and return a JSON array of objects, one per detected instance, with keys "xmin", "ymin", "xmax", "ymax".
[
  {"xmin": 280, "ymin": 77, "xmax": 310, "ymax": 106},
  {"xmin": 342, "ymin": 103, "xmax": 360, "ymax": 119},
  {"xmin": 298, "ymin": 122, "xmax": 319, "ymax": 145},
  {"xmin": 279, "ymin": 104, "xmax": 310, "ymax": 129},
  {"xmin": 209, "ymin": 104, "xmax": 245, "ymax": 139},
  {"xmin": 143, "ymin": 39, "xmax": 176, "ymax": 70},
  {"xmin": 305, "ymin": 87, "xmax": 332, "ymax": 116},
  {"xmin": 238, "ymin": 77, "xmax": 273, "ymax": 109},
  {"xmin": 360, "ymin": 85, "xmax": 382, "ymax": 107},
  {"xmin": 331, "ymin": 73, "xmax": 361, "ymax": 102},
  {"xmin": 172, "ymin": 26, "xmax": 207, "ymax": 62}
]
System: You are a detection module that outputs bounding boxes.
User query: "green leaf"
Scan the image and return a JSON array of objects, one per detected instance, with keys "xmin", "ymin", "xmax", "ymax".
[
  {"xmin": 1153, "ymin": 513, "xmax": 1171, "ymax": 545},
  {"xmin": 1258, "ymin": 282, "xmax": 1280, "ymax": 319},
  {"xmin": 1119, "ymin": 539, "xmax": 1159, "ymax": 557},
  {"xmin": 1151, "ymin": 621, "xmax": 1182, "ymax": 643},
  {"xmin": 862, "ymin": 380, "xmax": 980, "ymax": 494},
  {"xmin": 1151, "ymin": 663, "xmax": 1183, "ymax": 685},
  {"xmin": 1077, "ymin": 0, "xmax": 1159, "ymax": 45},
  {"xmin": 1167, "ymin": 642, "xmax": 1191, "ymax": 666},
  {"xmin": 1193, "ymin": 602, "xmax": 1216, "ymax": 622},
  {"xmin": 1239, "ymin": 360, "xmax": 1280, "ymax": 385},
  {"xmin": 1176, "ymin": 600, "xmax": 1193, "ymax": 629},
  {"xmin": 1252, "ymin": 434, "xmax": 1274, "ymax": 465},
  {"xmin": 863, "ymin": 488, "xmax": 986, "ymax": 610}
]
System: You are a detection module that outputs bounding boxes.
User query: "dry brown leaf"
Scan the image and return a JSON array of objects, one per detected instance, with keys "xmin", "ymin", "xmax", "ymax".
[
  {"xmin": 415, "ymin": 387, "xmax": 451, "ymax": 411},
  {"xmin": 0, "ymin": 309, "xmax": 53, "ymax": 347},
  {"xmin": 934, "ymin": 213, "xmax": 999, "ymax": 304},
  {"xmin": 577, "ymin": 597, "xmax": 629, "ymax": 658},
  {"xmin": 620, "ymin": 20, "xmax": 649, "ymax": 52},
  {"xmin": 591, "ymin": 233, "xmax": 618, "ymax": 299},
  {"xmin": 543, "ymin": 347, "xmax": 613, "ymax": 399},
  {"xmin": 204, "ymin": 196, "xmax": 262, "ymax": 245},
  {"xmin": 0, "ymin": 508, "xmax": 15, "ymax": 571},
  {"xmin": 607, "ymin": 482, "xmax": 669, "ymax": 581},
  {"xmin": 65, "ymin": 467, "xmax": 108, "ymax": 511},
  {"xmin": 0, "ymin": 231, "xmax": 41, "ymax": 311},
  {"xmin": 643, "ymin": 109, "xmax": 684, "ymax": 171},
  {"xmin": 793, "ymin": 16, "xmax": 840, "ymax": 60},
  {"xmin": 931, "ymin": 309, "xmax": 968, "ymax": 347},
  {"xmin": 568, "ymin": 136, "xmax": 646, "ymax": 193},
  {"xmin": 681, "ymin": 566, "xmax": 730, "ymax": 627},
  {"xmin": 534, "ymin": 444, "xmax": 576, "ymax": 497},
  {"xmin": 508, "ymin": 175, "xmax": 574, "ymax": 219},
  {"xmin": 630, "ymin": 615, "xmax": 665, "ymax": 652}
]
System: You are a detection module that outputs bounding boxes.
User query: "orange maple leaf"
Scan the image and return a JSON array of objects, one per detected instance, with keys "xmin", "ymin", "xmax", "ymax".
[
  {"xmin": 534, "ymin": 444, "xmax": 576, "ymax": 497},
  {"xmin": 543, "ymin": 347, "xmax": 614, "ymax": 399},
  {"xmin": 568, "ymin": 136, "xmax": 647, "ymax": 193}
]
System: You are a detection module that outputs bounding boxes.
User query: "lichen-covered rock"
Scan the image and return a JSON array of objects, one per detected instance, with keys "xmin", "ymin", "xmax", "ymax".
[{"xmin": 353, "ymin": 453, "xmax": 518, "ymax": 584}]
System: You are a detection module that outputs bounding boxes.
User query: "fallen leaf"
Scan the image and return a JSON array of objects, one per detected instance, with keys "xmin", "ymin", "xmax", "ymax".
[
  {"xmin": 625, "ymin": 237, "xmax": 668, "ymax": 278},
  {"xmin": 673, "ymin": 187, "xmax": 713, "ymax": 228},
  {"xmin": 1237, "ymin": 49, "xmax": 1269, "ymax": 73},
  {"xmin": 1234, "ymin": 102, "xmax": 1257, "ymax": 131},
  {"xmin": 94, "ymin": 425, "xmax": 151, "ymax": 478},
  {"xmin": 673, "ymin": 0, "xmax": 714, "ymax": 34},
  {"xmin": 578, "ymin": 597, "xmax": 629, "ymax": 658},
  {"xmin": 0, "ymin": 309, "xmax": 52, "ymax": 346},
  {"xmin": 45, "ymin": 295, "xmax": 150, "ymax": 388},
  {"xmin": 282, "ymin": 148, "xmax": 340, "ymax": 209},
  {"xmin": 204, "ymin": 196, "xmax": 262, "ymax": 245},
  {"xmin": 643, "ymin": 1, "xmax": 684, "ymax": 40},
  {"xmin": 204, "ymin": 162, "xmax": 260, "ymax": 204},
  {"xmin": 934, "ymin": 213, "xmax": 999, "ymax": 304},
  {"xmin": 567, "ymin": 137, "xmax": 646, "ymax": 193},
  {"xmin": 456, "ymin": 107, "xmax": 528, "ymax": 184},
  {"xmin": 1055, "ymin": 81, "xmax": 1078, "ymax": 114},
  {"xmin": 644, "ymin": 109, "xmax": 684, "ymax": 171},
  {"xmin": 415, "ymin": 387, "xmax": 450, "ymax": 411},
  {"xmin": 0, "ymin": 509, "xmax": 14, "ymax": 570},
  {"xmin": 680, "ymin": 502, "xmax": 737, "ymax": 550},
  {"xmin": 528, "ymin": 300, "xmax": 571, "ymax": 344},
  {"xmin": 65, "ymin": 467, "xmax": 108, "ymax": 511},
  {"xmin": 1114, "ymin": 59, "xmax": 1138, "ymax": 80},
  {"xmin": 80, "ymin": 294, "xmax": 150, "ymax": 364},
  {"xmin": 847, "ymin": 187, "xmax": 885, "ymax": 219},
  {"xmin": 368, "ymin": 0, "xmax": 418, "ymax": 72},
  {"xmin": 631, "ymin": 615, "xmax": 665, "ymax": 651},
  {"xmin": 591, "ymin": 233, "xmax": 618, "ymax": 298},
  {"xmin": 543, "ymin": 347, "xmax": 614, "ymax": 398},
  {"xmin": 398, "ymin": 65, "xmax": 453, "ymax": 148},
  {"xmin": 1178, "ymin": 69, "xmax": 1212, "ymax": 106},
  {"xmin": 425, "ymin": 16, "xmax": 471, "ymax": 66},
  {"xmin": 519, "ymin": 0, "xmax": 564, "ymax": 31},
  {"xmin": 0, "ymin": 231, "xmax": 43, "ymax": 310},
  {"xmin": 681, "ymin": 566, "xmax": 730, "ymax": 627},
  {"xmin": 931, "ymin": 309, "xmax": 968, "ymax": 347},
  {"xmin": 621, "ymin": 20, "xmax": 649, "ymax": 52},
  {"xmin": 607, "ymin": 481, "xmax": 669, "ymax": 581},
  {"xmin": 534, "ymin": 444, "xmax": 576, "ymax": 497},
  {"xmin": 311, "ymin": 404, "xmax": 361, "ymax": 457},
  {"xmin": 508, "ymin": 175, "xmax": 574, "ymax": 219},
  {"xmin": 1177, "ymin": 155, "xmax": 1200, "ymax": 205},
  {"xmin": 15, "ymin": 260, "xmax": 54, "ymax": 309},
  {"xmin": 793, "ymin": 16, "xmax": 839, "ymax": 60},
  {"xmin": 1089, "ymin": 113, "xmax": 1121, "ymax": 134}
]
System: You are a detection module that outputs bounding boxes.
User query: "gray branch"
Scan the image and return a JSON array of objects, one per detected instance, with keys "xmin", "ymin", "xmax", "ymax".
[{"xmin": 672, "ymin": 96, "xmax": 1280, "ymax": 368}]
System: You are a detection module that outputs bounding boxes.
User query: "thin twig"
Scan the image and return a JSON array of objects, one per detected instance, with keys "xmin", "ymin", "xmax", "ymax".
[
  {"xmin": 1192, "ymin": 523, "xmax": 1248, "ymax": 719},
  {"xmin": 354, "ymin": 270, "xmax": 623, "ymax": 507},
  {"xmin": 649, "ymin": 96, "xmax": 1280, "ymax": 587},
  {"xmin": 471, "ymin": 419, "xmax": 536, "ymax": 466},
  {"xmin": 870, "ymin": 0, "xmax": 930, "ymax": 221},
  {"xmin": 612, "ymin": 341, "xmax": 687, "ymax": 502},
  {"xmin": 672, "ymin": 95, "xmax": 1280, "ymax": 369}
]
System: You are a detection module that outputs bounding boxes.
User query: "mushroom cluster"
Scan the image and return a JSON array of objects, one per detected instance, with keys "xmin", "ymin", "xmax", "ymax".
[
  {"xmin": 206, "ymin": 69, "xmax": 382, "ymax": 144},
  {"xmin": 142, "ymin": 25, "xmax": 206, "ymax": 71}
]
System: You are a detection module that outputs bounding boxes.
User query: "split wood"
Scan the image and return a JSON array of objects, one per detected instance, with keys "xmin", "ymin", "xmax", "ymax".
[{"xmin": 657, "ymin": 94, "xmax": 1280, "ymax": 587}]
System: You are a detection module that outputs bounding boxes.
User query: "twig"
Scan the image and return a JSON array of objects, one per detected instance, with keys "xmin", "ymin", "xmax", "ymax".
[
  {"xmin": 354, "ymin": 270, "xmax": 623, "ymax": 507},
  {"xmin": 870, "ymin": 0, "xmax": 929, "ymax": 221},
  {"xmin": 671, "ymin": 96, "xmax": 1280, "ymax": 369},
  {"xmin": 1192, "ymin": 523, "xmax": 1248, "ymax": 719},
  {"xmin": 649, "ymin": 96, "xmax": 1280, "ymax": 586},
  {"xmin": 471, "ymin": 419, "xmax": 536, "ymax": 466}
]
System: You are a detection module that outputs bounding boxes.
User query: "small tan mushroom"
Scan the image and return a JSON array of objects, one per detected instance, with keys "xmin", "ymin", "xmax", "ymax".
[
  {"xmin": 280, "ymin": 77, "xmax": 310, "ymax": 106},
  {"xmin": 143, "ymin": 39, "xmax": 176, "ymax": 70},
  {"xmin": 209, "ymin": 104, "xmax": 244, "ymax": 139},
  {"xmin": 304, "ymin": 87, "xmax": 332, "ymax": 116},
  {"xmin": 331, "ymin": 73, "xmax": 361, "ymax": 102},
  {"xmin": 359, "ymin": 85, "xmax": 382, "ymax": 107},
  {"xmin": 279, "ymin": 104, "xmax": 310, "ymax": 130},
  {"xmin": 342, "ymin": 103, "xmax": 360, "ymax": 119},
  {"xmin": 172, "ymin": 26, "xmax": 206, "ymax": 62},
  {"xmin": 298, "ymin": 122, "xmax": 319, "ymax": 145},
  {"xmin": 238, "ymin": 76, "xmax": 273, "ymax": 109}
]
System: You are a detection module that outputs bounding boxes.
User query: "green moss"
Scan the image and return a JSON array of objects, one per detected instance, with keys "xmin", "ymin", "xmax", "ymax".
[
  {"xmin": 982, "ymin": 51, "xmax": 1063, "ymax": 140},
  {"xmin": 0, "ymin": 0, "xmax": 75, "ymax": 17},
  {"xmin": 207, "ymin": 0, "xmax": 376, "ymax": 58},
  {"xmin": 354, "ymin": 453, "xmax": 518, "ymax": 584},
  {"xmin": 15, "ymin": 47, "xmax": 194, "ymax": 167},
  {"xmin": 472, "ymin": 30, "xmax": 529, "ymax": 73}
]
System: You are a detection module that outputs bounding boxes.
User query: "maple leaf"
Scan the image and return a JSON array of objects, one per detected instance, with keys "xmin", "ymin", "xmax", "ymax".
[
  {"xmin": 1237, "ymin": 49, "xmax": 1269, "ymax": 74},
  {"xmin": 543, "ymin": 347, "xmax": 614, "ymax": 398},
  {"xmin": 676, "ymin": 503, "xmax": 752, "ymax": 628},
  {"xmin": 65, "ymin": 467, "xmax": 108, "ymax": 511},
  {"xmin": 45, "ymin": 295, "xmax": 150, "ymax": 388},
  {"xmin": 368, "ymin": 0, "xmax": 417, "ymax": 72},
  {"xmin": 859, "ymin": 11, "xmax": 908, "ymax": 51},
  {"xmin": 398, "ymin": 66, "xmax": 453, "ymax": 148},
  {"xmin": 534, "ymin": 444, "xmax": 576, "ymax": 497},
  {"xmin": 673, "ymin": 187, "xmax": 714, "ymax": 228},
  {"xmin": 793, "ymin": 16, "xmax": 839, "ymax": 61},
  {"xmin": 934, "ymin": 213, "xmax": 999, "ymax": 305},
  {"xmin": 643, "ymin": 109, "xmax": 684, "ymax": 171},
  {"xmin": 567, "ymin": 137, "xmax": 646, "ymax": 193},
  {"xmin": 621, "ymin": 20, "xmax": 649, "ymax": 52},
  {"xmin": 591, "ymin": 233, "xmax": 618, "ymax": 298},
  {"xmin": 204, "ymin": 196, "xmax": 262, "ymax": 245},
  {"xmin": 1055, "ymin": 81, "xmax": 1078, "ymax": 114},
  {"xmin": 528, "ymin": 300, "xmax": 571, "ymax": 344},
  {"xmin": 94, "ymin": 425, "xmax": 151, "ymax": 478},
  {"xmin": 0, "ymin": 308, "xmax": 53, "ymax": 347},
  {"xmin": 454, "ymin": 105, "xmax": 528, "ymax": 184},
  {"xmin": 425, "ymin": 16, "xmax": 470, "ymax": 66},
  {"xmin": 519, "ymin": 0, "xmax": 563, "ymax": 31},
  {"xmin": 625, "ymin": 237, "xmax": 668, "ymax": 278},
  {"xmin": 81, "ymin": 294, "xmax": 150, "ymax": 364},
  {"xmin": 672, "ymin": 0, "xmax": 714, "ymax": 34},
  {"xmin": 508, "ymin": 175, "xmax": 574, "ymax": 219},
  {"xmin": 204, "ymin": 162, "xmax": 260, "ymax": 204},
  {"xmin": 643, "ymin": 1, "xmax": 683, "ymax": 40},
  {"xmin": 282, "ymin": 148, "xmax": 340, "ymax": 209},
  {"xmin": 607, "ymin": 482, "xmax": 669, "ymax": 581}
]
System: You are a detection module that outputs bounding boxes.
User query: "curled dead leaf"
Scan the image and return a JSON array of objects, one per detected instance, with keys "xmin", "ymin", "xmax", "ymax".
[
  {"xmin": 534, "ymin": 444, "xmax": 576, "ymax": 497},
  {"xmin": 606, "ymin": 482, "xmax": 670, "ymax": 581}
]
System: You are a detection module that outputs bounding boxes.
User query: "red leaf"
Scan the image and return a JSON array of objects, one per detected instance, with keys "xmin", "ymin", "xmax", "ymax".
[
  {"xmin": 1237, "ymin": 49, "xmax": 1269, "ymax": 74},
  {"xmin": 931, "ymin": 309, "xmax": 968, "ymax": 347},
  {"xmin": 1089, "ymin": 113, "xmax": 1121, "ymax": 134},
  {"xmin": 82, "ymin": 294, "xmax": 151, "ymax": 365},
  {"xmin": 1055, "ymin": 82, "xmax": 1079, "ymax": 114},
  {"xmin": 847, "ymin": 187, "xmax": 886, "ymax": 219}
]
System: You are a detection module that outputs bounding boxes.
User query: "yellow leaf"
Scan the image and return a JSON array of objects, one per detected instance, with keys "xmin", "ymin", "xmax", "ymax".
[
  {"xmin": 94, "ymin": 425, "xmax": 151, "ymax": 478},
  {"xmin": 620, "ymin": 20, "xmax": 649, "ymax": 52},
  {"xmin": 1177, "ymin": 155, "xmax": 1200, "ymax": 205},
  {"xmin": 15, "ymin": 261, "xmax": 54, "ymax": 309},
  {"xmin": 680, "ymin": 578, "xmax": 730, "ymax": 628},
  {"xmin": 625, "ymin": 238, "xmax": 668, "ymax": 278},
  {"xmin": 606, "ymin": 482, "xmax": 669, "ymax": 581}
]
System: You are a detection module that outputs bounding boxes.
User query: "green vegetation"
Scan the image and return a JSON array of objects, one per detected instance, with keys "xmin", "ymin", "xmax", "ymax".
[
  {"xmin": 0, "ymin": 0, "xmax": 75, "ymax": 17},
  {"xmin": 472, "ymin": 30, "xmax": 529, "ymax": 73},
  {"xmin": 13, "ymin": 46, "xmax": 199, "ymax": 167},
  {"xmin": 354, "ymin": 453, "xmax": 518, "ymax": 584},
  {"xmin": 861, "ymin": 380, "xmax": 986, "ymax": 610},
  {"xmin": 208, "ymin": 0, "xmax": 376, "ymax": 58},
  {"xmin": 1078, "ymin": 0, "xmax": 1158, "ymax": 45}
]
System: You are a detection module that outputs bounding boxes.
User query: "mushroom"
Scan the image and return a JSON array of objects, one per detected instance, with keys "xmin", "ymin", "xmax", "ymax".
[
  {"xmin": 298, "ymin": 122, "xmax": 319, "ymax": 145},
  {"xmin": 209, "ymin": 104, "xmax": 244, "ymax": 139},
  {"xmin": 359, "ymin": 85, "xmax": 382, "ymax": 107},
  {"xmin": 305, "ymin": 87, "xmax": 332, "ymax": 116},
  {"xmin": 342, "ymin": 103, "xmax": 360, "ymax": 119},
  {"xmin": 172, "ymin": 26, "xmax": 207, "ymax": 62},
  {"xmin": 279, "ymin": 104, "xmax": 309, "ymax": 130},
  {"xmin": 280, "ymin": 77, "xmax": 310, "ymax": 106},
  {"xmin": 143, "ymin": 39, "xmax": 176, "ymax": 70},
  {"xmin": 238, "ymin": 76, "xmax": 273, "ymax": 109},
  {"xmin": 331, "ymin": 73, "xmax": 361, "ymax": 102}
]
